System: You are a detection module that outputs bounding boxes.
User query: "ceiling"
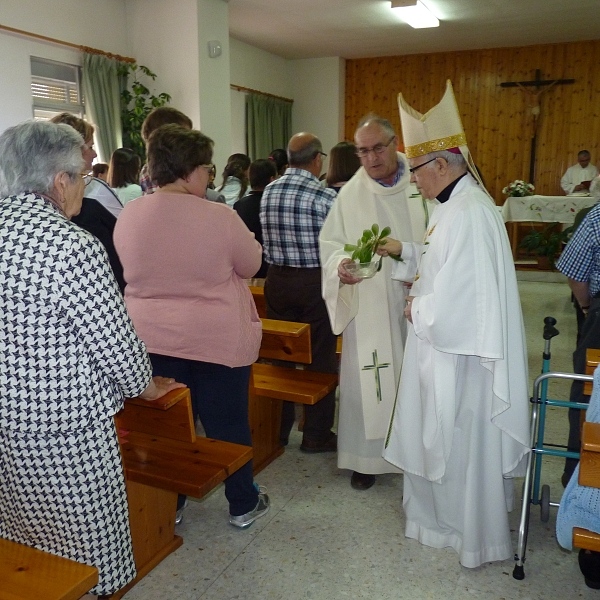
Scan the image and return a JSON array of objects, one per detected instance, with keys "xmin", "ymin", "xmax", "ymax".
[{"xmin": 228, "ymin": 0, "xmax": 600, "ymax": 60}]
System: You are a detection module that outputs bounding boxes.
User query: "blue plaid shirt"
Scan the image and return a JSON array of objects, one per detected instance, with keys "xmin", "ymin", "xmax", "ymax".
[
  {"xmin": 557, "ymin": 204, "xmax": 600, "ymax": 296},
  {"xmin": 375, "ymin": 159, "xmax": 405, "ymax": 187},
  {"xmin": 260, "ymin": 168, "xmax": 336, "ymax": 268}
]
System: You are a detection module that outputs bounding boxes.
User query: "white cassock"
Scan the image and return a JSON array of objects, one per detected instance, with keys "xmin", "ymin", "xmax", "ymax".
[
  {"xmin": 383, "ymin": 173, "xmax": 530, "ymax": 568},
  {"xmin": 561, "ymin": 163, "xmax": 599, "ymax": 194},
  {"xmin": 320, "ymin": 153, "xmax": 429, "ymax": 474}
]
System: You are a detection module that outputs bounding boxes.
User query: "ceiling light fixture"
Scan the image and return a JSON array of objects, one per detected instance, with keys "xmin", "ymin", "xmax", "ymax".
[{"xmin": 391, "ymin": 1, "xmax": 440, "ymax": 29}]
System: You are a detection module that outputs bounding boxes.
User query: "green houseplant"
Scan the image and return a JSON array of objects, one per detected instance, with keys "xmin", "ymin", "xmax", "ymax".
[
  {"xmin": 118, "ymin": 63, "xmax": 171, "ymax": 161},
  {"xmin": 519, "ymin": 223, "xmax": 573, "ymax": 270}
]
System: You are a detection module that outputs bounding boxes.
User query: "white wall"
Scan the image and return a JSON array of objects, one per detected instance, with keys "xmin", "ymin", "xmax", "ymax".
[
  {"xmin": 193, "ymin": 0, "xmax": 232, "ymax": 173},
  {"xmin": 229, "ymin": 38, "xmax": 292, "ymax": 98},
  {"xmin": 0, "ymin": 0, "xmax": 130, "ymax": 55},
  {"xmin": 126, "ymin": 0, "xmax": 201, "ymax": 129},
  {"xmin": 0, "ymin": 0, "xmax": 129, "ymax": 134},
  {"xmin": 289, "ymin": 57, "xmax": 346, "ymax": 171}
]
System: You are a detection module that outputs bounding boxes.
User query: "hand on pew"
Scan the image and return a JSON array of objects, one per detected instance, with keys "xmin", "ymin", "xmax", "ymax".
[{"xmin": 138, "ymin": 376, "xmax": 186, "ymax": 402}]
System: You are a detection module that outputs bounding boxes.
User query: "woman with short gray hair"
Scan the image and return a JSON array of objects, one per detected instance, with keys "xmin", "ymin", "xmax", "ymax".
[{"xmin": 0, "ymin": 120, "xmax": 182, "ymax": 598}]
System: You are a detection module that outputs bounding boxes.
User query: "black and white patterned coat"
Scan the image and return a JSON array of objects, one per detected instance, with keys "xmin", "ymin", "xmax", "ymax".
[{"xmin": 0, "ymin": 193, "xmax": 152, "ymax": 595}]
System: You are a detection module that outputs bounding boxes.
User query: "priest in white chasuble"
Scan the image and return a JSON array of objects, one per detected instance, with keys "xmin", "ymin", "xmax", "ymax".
[
  {"xmin": 379, "ymin": 81, "xmax": 531, "ymax": 568},
  {"xmin": 320, "ymin": 115, "xmax": 429, "ymax": 490}
]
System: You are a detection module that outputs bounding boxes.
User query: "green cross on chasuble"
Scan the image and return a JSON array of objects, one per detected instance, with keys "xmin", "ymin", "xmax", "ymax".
[{"xmin": 361, "ymin": 349, "xmax": 390, "ymax": 403}]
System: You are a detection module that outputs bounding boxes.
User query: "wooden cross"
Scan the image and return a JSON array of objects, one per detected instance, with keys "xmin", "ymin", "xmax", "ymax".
[
  {"xmin": 500, "ymin": 69, "xmax": 575, "ymax": 184},
  {"xmin": 362, "ymin": 349, "xmax": 390, "ymax": 403}
]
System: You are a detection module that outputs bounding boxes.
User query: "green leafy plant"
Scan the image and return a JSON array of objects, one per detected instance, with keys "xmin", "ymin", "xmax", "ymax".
[
  {"xmin": 519, "ymin": 222, "xmax": 573, "ymax": 269},
  {"xmin": 118, "ymin": 63, "xmax": 171, "ymax": 161},
  {"xmin": 344, "ymin": 223, "xmax": 402, "ymax": 265}
]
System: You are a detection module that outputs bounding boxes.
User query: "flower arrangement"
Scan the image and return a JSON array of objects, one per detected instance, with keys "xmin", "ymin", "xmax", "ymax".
[{"xmin": 503, "ymin": 180, "xmax": 535, "ymax": 197}]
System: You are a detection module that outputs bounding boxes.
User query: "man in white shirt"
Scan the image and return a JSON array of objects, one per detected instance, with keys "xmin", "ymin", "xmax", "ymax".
[{"xmin": 561, "ymin": 150, "xmax": 598, "ymax": 194}]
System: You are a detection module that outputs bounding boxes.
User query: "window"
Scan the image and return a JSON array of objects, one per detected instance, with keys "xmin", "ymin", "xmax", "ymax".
[{"xmin": 31, "ymin": 57, "xmax": 84, "ymax": 120}]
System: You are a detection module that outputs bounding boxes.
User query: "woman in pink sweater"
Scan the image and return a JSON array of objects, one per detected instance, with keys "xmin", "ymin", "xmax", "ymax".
[{"xmin": 114, "ymin": 124, "xmax": 269, "ymax": 529}]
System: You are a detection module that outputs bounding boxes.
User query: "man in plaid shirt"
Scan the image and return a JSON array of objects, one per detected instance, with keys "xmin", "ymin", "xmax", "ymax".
[
  {"xmin": 260, "ymin": 133, "xmax": 338, "ymax": 453},
  {"xmin": 557, "ymin": 203, "xmax": 600, "ymax": 486}
]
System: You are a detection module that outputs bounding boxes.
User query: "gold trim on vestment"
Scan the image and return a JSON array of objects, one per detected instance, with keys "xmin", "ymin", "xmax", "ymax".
[{"xmin": 405, "ymin": 133, "xmax": 468, "ymax": 158}]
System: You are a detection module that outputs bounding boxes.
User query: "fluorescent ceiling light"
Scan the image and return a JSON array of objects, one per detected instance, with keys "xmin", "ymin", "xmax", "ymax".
[{"xmin": 391, "ymin": 1, "xmax": 440, "ymax": 29}]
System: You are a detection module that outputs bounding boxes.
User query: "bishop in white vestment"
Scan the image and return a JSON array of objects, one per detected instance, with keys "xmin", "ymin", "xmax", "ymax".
[
  {"xmin": 380, "ymin": 81, "xmax": 531, "ymax": 568},
  {"xmin": 320, "ymin": 117, "xmax": 428, "ymax": 484}
]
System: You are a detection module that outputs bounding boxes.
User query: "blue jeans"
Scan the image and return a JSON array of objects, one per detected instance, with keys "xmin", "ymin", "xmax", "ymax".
[{"xmin": 150, "ymin": 354, "xmax": 258, "ymax": 516}]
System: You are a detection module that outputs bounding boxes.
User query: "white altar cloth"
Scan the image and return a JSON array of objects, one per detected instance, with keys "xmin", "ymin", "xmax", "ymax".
[{"xmin": 502, "ymin": 194, "xmax": 597, "ymax": 224}]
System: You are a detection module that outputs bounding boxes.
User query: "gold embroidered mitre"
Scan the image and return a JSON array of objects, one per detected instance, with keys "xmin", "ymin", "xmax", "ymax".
[
  {"xmin": 398, "ymin": 80, "xmax": 466, "ymax": 159},
  {"xmin": 398, "ymin": 80, "xmax": 488, "ymax": 193}
]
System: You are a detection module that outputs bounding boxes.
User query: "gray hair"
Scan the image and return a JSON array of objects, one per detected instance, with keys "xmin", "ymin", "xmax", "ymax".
[
  {"xmin": 0, "ymin": 120, "xmax": 84, "ymax": 197},
  {"xmin": 287, "ymin": 137, "xmax": 323, "ymax": 167},
  {"xmin": 590, "ymin": 176, "xmax": 600, "ymax": 199},
  {"xmin": 426, "ymin": 150, "xmax": 468, "ymax": 172},
  {"xmin": 356, "ymin": 113, "xmax": 396, "ymax": 139},
  {"xmin": 578, "ymin": 150, "xmax": 591, "ymax": 158}
]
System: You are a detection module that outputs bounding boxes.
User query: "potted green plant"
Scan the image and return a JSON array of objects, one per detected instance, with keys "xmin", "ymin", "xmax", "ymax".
[
  {"xmin": 518, "ymin": 223, "xmax": 573, "ymax": 270},
  {"xmin": 118, "ymin": 63, "xmax": 171, "ymax": 161}
]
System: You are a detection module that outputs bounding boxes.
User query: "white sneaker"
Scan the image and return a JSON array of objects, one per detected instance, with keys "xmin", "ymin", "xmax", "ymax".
[
  {"xmin": 175, "ymin": 499, "xmax": 189, "ymax": 525},
  {"xmin": 229, "ymin": 490, "xmax": 270, "ymax": 529}
]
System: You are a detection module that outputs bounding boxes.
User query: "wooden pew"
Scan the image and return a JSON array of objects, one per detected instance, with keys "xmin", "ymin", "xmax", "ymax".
[
  {"xmin": 249, "ymin": 318, "xmax": 338, "ymax": 473},
  {"xmin": 584, "ymin": 348, "xmax": 600, "ymax": 395},
  {"xmin": 0, "ymin": 537, "xmax": 98, "ymax": 600},
  {"xmin": 249, "ymin": 285, "xmax": 267, "ymax": 318},
  {"xmin": 111, "ymin": 388, "xmax": 252, "ymax": 599}
]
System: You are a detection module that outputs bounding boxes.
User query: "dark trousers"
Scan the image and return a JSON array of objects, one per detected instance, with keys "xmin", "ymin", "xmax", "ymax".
[
  {"xmin": 150, "ymin": 354, "xmax": 258, "ymax": 516},
  {"xmin": 565, "ymin": 296, "xmax": 600, "ymax": 479},
  {"xmin": 264, "ymin": 265, "xmax": 338, "ymax": 443}
]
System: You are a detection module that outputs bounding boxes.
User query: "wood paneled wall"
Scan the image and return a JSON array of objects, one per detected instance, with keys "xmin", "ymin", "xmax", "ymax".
[{"xmin": 345, "ymin": 40, "xmax": 600, "ymax": 203}]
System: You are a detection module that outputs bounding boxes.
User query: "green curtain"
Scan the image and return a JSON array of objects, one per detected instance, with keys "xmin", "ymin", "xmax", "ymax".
[
  {"xmin": 82, "ymin": 52, "xmax": 123, "ymax": 162},
  {"xmin": 246, "ymin": 93, "xmax": 292, "ymax": 161}
]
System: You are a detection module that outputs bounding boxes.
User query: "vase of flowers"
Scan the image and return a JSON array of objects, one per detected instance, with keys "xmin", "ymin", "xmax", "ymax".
[{"xmin": 503, "ymin": 180, "xmax": 535, "ymax": 197}]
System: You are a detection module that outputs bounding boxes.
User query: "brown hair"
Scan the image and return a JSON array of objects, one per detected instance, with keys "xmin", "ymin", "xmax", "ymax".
[
  {"xmin": 147, "ymin": 124, "xmax": 213, "ymax": 187},
  {"xmin": 50, "ymin": 112, "xmax": 95, "ymax": 143},
  {"xmin": 141, "ymin": 107, "xmax": 193, "ymax": 142},
  {"xmin": 218, "ymin": 155, "xmax": 250, "ymax": 200},
  {"xmin": 109, "ymin": 148, "xmax": 141, "ymax": 188},
  {"xmin": 92, "ymin": 163, "xmax": 109, "ymax": 178},
  {"xmin": 249, "ymin": 159, "xmax": 277, "ymax": 190},
  {"xmin": 326, "ymin": 142, "xmax": 361, "ymax": 186}
]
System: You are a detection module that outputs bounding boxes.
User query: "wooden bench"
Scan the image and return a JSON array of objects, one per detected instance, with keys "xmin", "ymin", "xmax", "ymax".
[
  {"xmin": 584, "ymin": 348, "xmax": 600, "ymax": 395},
  {"xmin": 111, "ymin": 388, "xmax": 252, "ymax": 599},
  {"xmin": 249, "ymin": 318, "xmax": 338, "ymax": 473},
  {"xmin": 0, "ymin": 537, "xmax": 98, "ymax": 600}
]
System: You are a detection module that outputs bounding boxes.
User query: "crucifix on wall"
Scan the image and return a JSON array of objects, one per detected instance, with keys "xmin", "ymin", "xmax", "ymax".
[{"xmin": 500, "ymin": 69, "xmax": 575, "ymax": 184}]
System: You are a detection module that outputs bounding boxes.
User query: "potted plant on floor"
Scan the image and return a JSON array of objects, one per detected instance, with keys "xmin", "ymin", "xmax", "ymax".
[{"xmin": 519, "ymin": 223, "xmax": 573, "ymax": 270}]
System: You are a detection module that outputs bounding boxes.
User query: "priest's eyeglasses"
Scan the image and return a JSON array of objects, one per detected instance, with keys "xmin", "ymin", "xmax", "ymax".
[
  {"xmin": 356, "ymin": 137, "xmax": 395, "ymax": 158},
  {"xmin": 408, "ymin": 157, "xmax": 438, "ymax": 174}
]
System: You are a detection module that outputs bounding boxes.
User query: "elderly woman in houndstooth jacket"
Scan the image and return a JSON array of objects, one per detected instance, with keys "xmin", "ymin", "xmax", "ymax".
[{"xmin": 0, "ymin": 120, "xmax": 182, "ymax": 598}]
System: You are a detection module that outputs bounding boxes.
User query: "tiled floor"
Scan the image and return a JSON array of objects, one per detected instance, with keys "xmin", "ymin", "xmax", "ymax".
[{"xmin": 123, "ymin": 275, "xmax": 597, "ymax": 600}]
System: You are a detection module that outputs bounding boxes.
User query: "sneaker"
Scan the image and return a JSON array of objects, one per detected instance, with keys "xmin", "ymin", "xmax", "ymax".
[
  {"xmin": 175, "ymin": 499, "xmax": 189, "ymax": 525},
  {"xmin": 229, "ymin": 489, "xmax": 270, "ymax": 529}
]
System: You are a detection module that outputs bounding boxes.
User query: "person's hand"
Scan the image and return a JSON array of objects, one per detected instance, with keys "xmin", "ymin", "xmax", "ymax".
[
  {"xmin": 376, "ymin": 237, "xmax": 402, "ymax": 258},
  {"xmin": 139, "ymin": 376, "xmax": 186, "ymax": 401},
  {"xmin": 338, "ymin": 258, "xmax": 363, "ymax": 285},
  {"xmin": 404, "ymin": 295, "xmax": 414, "ymax": 323}
]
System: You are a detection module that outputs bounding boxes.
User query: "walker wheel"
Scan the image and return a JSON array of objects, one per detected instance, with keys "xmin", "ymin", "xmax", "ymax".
[{"xmin": 540, "ymin": 485, "xmax": 551, "ymax": 522}]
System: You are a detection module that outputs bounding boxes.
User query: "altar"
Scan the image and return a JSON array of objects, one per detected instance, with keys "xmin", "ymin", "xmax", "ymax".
[{"xmin": 502, "ymin": 194, "xmax": 597, "ymax": 260}]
